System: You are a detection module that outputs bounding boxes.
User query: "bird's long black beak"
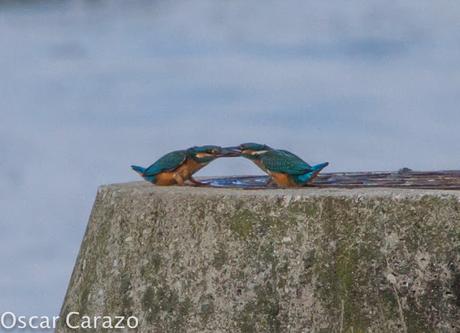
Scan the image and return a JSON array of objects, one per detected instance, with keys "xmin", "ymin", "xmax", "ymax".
[{"xmin": 220, "ymin": 146, "xmax": 241, "ymax": 157}]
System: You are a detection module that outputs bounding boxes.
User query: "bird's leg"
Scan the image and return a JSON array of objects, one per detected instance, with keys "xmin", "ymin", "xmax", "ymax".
[
  {"xmin": 173, "ymin": 173, "xmax": 185, "ymax": 186},
  {"xmin": 189, "ymin": 177, "xmax": 207, "ymax": 187},
  {"xmin": 265, "ymin": 177, "xmax": 277, "ymax": 188}
]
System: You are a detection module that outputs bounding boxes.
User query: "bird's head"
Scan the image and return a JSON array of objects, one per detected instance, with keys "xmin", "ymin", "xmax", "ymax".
[
  {"xmin": 225, "ymin": 142, "xmax": 272, "ymax": 160},
  {"xmin": 188, "ymin": 145, "xmax": 239, "ymax": 163}
]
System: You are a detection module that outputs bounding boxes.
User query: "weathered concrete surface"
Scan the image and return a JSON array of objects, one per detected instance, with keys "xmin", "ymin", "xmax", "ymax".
[{"xmin": 58, "ymin": 182, "xmax": 460, "ymax": 333}]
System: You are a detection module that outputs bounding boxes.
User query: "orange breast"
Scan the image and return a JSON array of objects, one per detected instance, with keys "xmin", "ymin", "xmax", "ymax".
[
  {"xmin": 154, "ymin": 159, "xmax": 204, "ymax": 186},
  {"xmin": 176, "ymin": 158, "xmax": 204, "ymax": 178},
  {"xmin": 270, "ymin": 172, "xmax": 297, "ymax": 187},
  {"xmin": 154, "ymin": 172, "xmax": 177, "ymax": 186}
]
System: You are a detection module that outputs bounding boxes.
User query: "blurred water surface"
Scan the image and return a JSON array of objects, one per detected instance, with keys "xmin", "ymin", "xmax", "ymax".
[{"xmin": 1, "ymin": 0, "xmax": 460, "ymax": 319}]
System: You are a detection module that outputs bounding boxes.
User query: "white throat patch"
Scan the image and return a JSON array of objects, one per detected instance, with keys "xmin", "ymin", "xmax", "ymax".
[{"xmin": 253, "ymin": 150, "xmax": 269, "ymax": 155}]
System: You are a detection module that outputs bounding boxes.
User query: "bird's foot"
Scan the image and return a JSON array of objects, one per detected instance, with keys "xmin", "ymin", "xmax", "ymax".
[
  {"xmin": 264, "ymin": 177, "xmax": 277, "ymax": 188},
  {"xmin": 189, "ymin": 178, "xmax": 208, "ymax": 187}
]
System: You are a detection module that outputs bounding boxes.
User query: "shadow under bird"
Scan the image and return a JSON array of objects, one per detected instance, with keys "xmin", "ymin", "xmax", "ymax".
[
  {"xmin": 226, "ymin": 142, "xmax": 329, "ymax": 187},
  {"xmin": 131, "ymin": 145, "xmax": 238, "ymax": 186}
]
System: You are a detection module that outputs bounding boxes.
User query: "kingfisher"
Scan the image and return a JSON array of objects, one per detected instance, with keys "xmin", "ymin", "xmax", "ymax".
[
  {"xmin": 131, "ymin": 145, "xmax": 237, "ymax": 186},
  {"xmin": 227, "ymin": 142, "xmax": 329, "ymax": 187}
]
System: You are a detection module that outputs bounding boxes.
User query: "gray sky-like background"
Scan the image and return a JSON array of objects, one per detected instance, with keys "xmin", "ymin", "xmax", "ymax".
[{"xmin": 1, "ymin": 0, "xmax": 460, "ymax": 327}]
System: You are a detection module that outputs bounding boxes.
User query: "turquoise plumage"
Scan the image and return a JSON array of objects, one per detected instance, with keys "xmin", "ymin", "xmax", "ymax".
[
  {"xmin": 259, "ymin": 149, "xmax": 313, "ymax": 174},
  {"xmin": 227, "ymin": 142, "xmax": 329, "ymax": 187},
  {"xmin": 131, "ymin": 145, "xmax": 238, "ymax": 186},
  {"xmin": 132, "ymin": 150, "xmax": 187, "ymax": 183}
]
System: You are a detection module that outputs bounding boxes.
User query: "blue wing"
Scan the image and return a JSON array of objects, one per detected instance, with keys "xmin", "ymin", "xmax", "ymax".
[
  {"xmin": 143, "ymin": 150, "xmax": 187, "ymax": 176},
  {"xmin": 261, "ymin": 149, "xmax": 313, "ymax": 174}
]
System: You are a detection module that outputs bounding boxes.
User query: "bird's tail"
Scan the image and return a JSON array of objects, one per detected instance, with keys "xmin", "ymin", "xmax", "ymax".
[
  {"xmin": 312, "ymin": 162, "xmax": 329, "ymax": 172},
  {"xmin": 297, "ymin": 162, "xmax": 329, "ymax": 184},
  {"xmin": 131, "ymin": 165, "xmax": 155, "ymax": 183},
  {"xmin": 131, "ymin": 165, "xmax": 146, "ymax": 175}
]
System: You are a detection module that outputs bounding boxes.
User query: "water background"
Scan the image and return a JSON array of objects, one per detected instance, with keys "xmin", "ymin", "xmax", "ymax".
[{"xmin": 1, "ymin": 0, "xmax": 460, "ymax": 323}]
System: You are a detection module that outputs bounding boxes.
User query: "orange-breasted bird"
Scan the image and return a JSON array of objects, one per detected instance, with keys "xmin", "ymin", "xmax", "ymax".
[
  {"xmin": 227, "ymin": 142, "xmax": 329, "ymax": 187},
  {"xmin": 131, "ymin": 145, "xmax": 238, "ymax": 186}
]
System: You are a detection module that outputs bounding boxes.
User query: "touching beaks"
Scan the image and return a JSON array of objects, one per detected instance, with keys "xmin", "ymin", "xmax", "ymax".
[{"xmin": 221, "ymin": 146, "xmax": 242, "ymax": 157}]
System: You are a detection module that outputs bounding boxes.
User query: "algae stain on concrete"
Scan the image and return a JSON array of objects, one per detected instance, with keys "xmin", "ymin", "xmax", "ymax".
[
  {"xmin": 335, "ymin": 247, "xmax": 370, "ymax": 331},
  {"xmin": 141, "ymin": 286, "xmax": 158, "ymax": 324},
  {"xmin": 120, "ymin": 272, "xmax": 133, "ymax": 316},
  {"xmin": 198, "ymin": 294, "xmax": 215, "ymax": 324},
  {"xmin": 141, "ymin": 285, "xmax": 192, "ymax": 331},
  {"xmin": 212, "ymin": 243, "xmax": 228, "ymax": 270},
  {"xmin": 454, "ymin": 273, "xmax": 460, "ymax": 307},
  {"xmin": 228, "ymin": 209, "xmax": 256, "ymax": 239},
  {"xmin": 236, "ymin": 282, "xmax": 282, "ymax": 333}
]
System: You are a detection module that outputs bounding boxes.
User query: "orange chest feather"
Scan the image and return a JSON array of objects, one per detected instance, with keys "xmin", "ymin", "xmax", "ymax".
[
  {"xmin": 154, "ymin": 172, "xmax": 177, "ymax": 186},
  {"xmin": 154, "ymin": 159, "xmax": 204, "ymax": 185},
  {"xmin": 270, "ymin": 172, "xmax": 297, "ymax": 187},
  {"xmin": 175, "ymin": 158, "xmax": 204, "ymax": 178}
]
